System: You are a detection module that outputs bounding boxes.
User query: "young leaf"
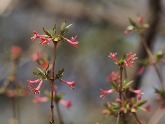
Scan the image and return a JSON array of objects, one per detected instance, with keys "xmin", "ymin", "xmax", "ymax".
[
  {"xmin": 60, "ymin": 21, "xmax": 66, "ymax": 34},
  {"xmin": 137, "ymin": 100, "xmax": 147, "ymax": 107},
  {"xmin": 43, "ymin": 27, "xmax": 52, "ymax": 37},
  {"xmin": 55, "ymin": 68, "xmax": 64, "ymax": 80},
  {"xmin": 52, "ymin": 24, "xmax": 57, "ymax": 35},
  {"xmin": 129, "ymin": 18, "xmax": 137, "ymax": 28}
]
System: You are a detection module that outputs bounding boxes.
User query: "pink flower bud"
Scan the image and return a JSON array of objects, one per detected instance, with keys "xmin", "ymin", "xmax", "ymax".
[
  {"xmin": 138, "ymin": 17, "xmax": 143, "ymax": 24},
  {"xmin": 107, "ymin": 72, "xmax": 120, "ymax": 83},
  {"xmin": 11, "ymin": 46, "xmax": 22, "ymax": 59}
]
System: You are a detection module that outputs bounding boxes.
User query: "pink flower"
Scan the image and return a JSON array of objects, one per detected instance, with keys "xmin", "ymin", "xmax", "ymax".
[
  {"xmin": 108, "ymin": 53, "xmax": 119, "ymax": 63},
  {"xmin": 32, "ymin": 52, "xmax": 41, "ymax": 61},
  {"xmin": 27, "ymin": 79, "xmax": 41, "ymax": 88},
  {"xmin": 66, "ymin": 36, "xmax": 79, "ymax": 48},
  {"xmin": 31, "ymin": 31, "xmax": 47, "ymax": 41},
  {"xmin": 11, "ymin": 46, "xmax": 22, "ymax": 59},
  {"xmin": 125, "ymin": 53, "xmax": 138, "ymax": 68},
  {"xmin": 31, "ymin": 31, "xmax": 51, "ymax": 45},
  {"xmin": 61, "ymin": 79, "xmax": 75, "ymax": 89},
  {"xmin": 27, "ymin": 79, "xmax": 43, "ymax": 94},
  {"xmin": 32, "ymin": 80, "xmax": 43, "ymax": 94},
  {"xmin": 107, "ymin": 72, "xmax": 120, "ymax": 83},
  {"xmin": 39, "ymin": 37, "xmax": 51, "ymax": 45},
  {"xmin": 100, "ymin": 89, "xmax": 114, "ymax": 99},
  {"xmin": 34, "ymin": 96, "xmax": 48, "ymax": 104},
  {"xmin": 130, "ymin": 88, "xmax": 143, "ymax": 100},
  {"xmin": 60, "ymin": 99, "xmax": 72, "ymax": 109}
]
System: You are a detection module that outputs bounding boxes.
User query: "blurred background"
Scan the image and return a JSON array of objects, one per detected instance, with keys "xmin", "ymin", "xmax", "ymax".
[{"xmin": 0, "ymin": 0, "xmax": 165, "ymax": 124}]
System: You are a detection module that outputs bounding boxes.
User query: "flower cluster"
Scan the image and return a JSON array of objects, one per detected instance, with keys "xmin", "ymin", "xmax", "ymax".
[
  {"xmin": 27, "ymin": 23, "xmax": 78, "ymax": 121},
  {"xmin": 124, "ymin": 17, "xmax": 149, "ymax": 35},
  {"xmin": 100, "ymin": 52, "xmax": 149, "ymax": 123},
  {"xmin": 31, "ymin": 23, "xmax": 79, "ymax": 48},
  {"xmin": 108, "ymin": 52, "xmax": 138, "ymax": 68}
]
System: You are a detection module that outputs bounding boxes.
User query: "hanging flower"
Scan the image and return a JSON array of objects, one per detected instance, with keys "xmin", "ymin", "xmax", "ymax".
[
  {"xmin": 66, "ymin": 36, "xmax": 79, "ymax": 48},
  {"xmin": 61, "ymin": 79, "xmax": 75, "ymax": 89},
  {"xmin": 100, "ymin": 89, "xmax": 114, "ymax": 99},
  {"xmin": 60, "ymin": 99, "xmax": 72, "ymax": 109}
]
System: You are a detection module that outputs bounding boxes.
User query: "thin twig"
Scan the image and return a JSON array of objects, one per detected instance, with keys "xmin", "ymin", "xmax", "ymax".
[
  {"xmin": 116, "ymin": 111, "xmax": 120, "ymax": 124},
  {"xmin": 140, "ymin": 34, "xmax": 164, "ymax": 91},
  {"xmin": 133, "ymin": 113, "xmax": 142, "ymax": 124}
]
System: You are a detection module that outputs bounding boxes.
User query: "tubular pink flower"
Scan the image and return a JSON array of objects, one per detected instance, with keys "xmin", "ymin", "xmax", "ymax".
[
  {"xmin": 107, "ymin": 72, "xmax": 120, "ymax": 83},
  {"xmin": 27, "ymin": 79, "xmax": 41, "ymax": 88},
  {"xmin": 32, "ymin": 80, "xmax": 43, "ymax": 94},
  {"xmin": 31, "ymin": 31, "xmax": 47, "ymax": 41},
  {"xmin": 100, "ymin": 89, "xmax": 114, "ymax": 99},
  {"xmin": 60, "ymin": 99, "xmax": 72, "ymax": 109},
  {"xmin": 34, "ymin": 96, "xmax": 48, "ymax": 104},
  {"xmin": 66, "ymin": 36, "xmax": 79, "ymax": 48},
  {"xmin": 39, "ymin": 37, "xmax": 51, "ymax": 45},
  {"xmin": 130, "ymin": 88, "xmax": 143, "ymax": 100},
  {"xmin": 125, "ymin": 53, "xmax": 138, "ymax": 68},
  {"xmin": 61, "ymin": 79, "xmax": 75, "ymax": 89},
  {"xmin": 108, "ymin": 53, "xmax": 119, "ymax": 63}
]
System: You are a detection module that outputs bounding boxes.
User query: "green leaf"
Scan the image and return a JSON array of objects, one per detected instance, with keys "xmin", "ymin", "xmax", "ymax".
[
  {"xmin": 129, "ymin": 18, "xmax": 137, "ymax": 28},
  {"xmin": 64, "ymin": 24, "xmax": 72, "ymax": 33},
  {"xmin": 137, "ymin": 100, "xmax": 147, "ymax": 107},
  {"xmin": 121, "ymin": 53, "xmax": 126, "ymax": 60},
  {"xmin": 123, "ymin": 80, "xmax": 133, "ymax": 90},
  {"xmin": 43, "ymin": 27, "xmax": 52, "ymax": 37},
  {"xmin": 54, "ymin": 94, "xmax": 64, "ymax": 103},
  {"xmin": 52, "ymin": 24, "xmax": 57, "ymax": 35},
  {"xmin": 55, "ymin": 68, "xmax": 64, "ymax": 80},
  {"xmin": 156, "ymin": 51, "xmax": 164, "ymax": 61},
  {"xmin": 112, "ymin": 103, "xmax": 120, "ymax": 109},
  {"xmin": 111, "ymin": 82, "xmax": 118, "ymax": 90},
  {"xmin": 33, "ymin": 67, "xmax": 47, "ymax": 80},
  {"xmin": 60, "ymin": 21, "xmax": 66, "ymax": 34}
]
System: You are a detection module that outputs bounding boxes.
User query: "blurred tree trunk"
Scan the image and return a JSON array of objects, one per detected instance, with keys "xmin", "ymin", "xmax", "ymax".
[{"xmin": 129, "ymin": 0, "xmax": 162, "ymax": 97}]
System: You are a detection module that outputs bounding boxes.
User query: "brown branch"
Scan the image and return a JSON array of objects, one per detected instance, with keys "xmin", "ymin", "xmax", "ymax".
[{"xmin": 129, "ymin": 0, "xmax": 162, "ymax": 97}]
